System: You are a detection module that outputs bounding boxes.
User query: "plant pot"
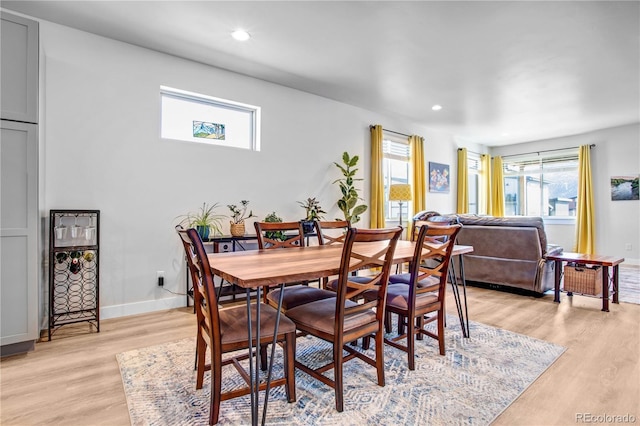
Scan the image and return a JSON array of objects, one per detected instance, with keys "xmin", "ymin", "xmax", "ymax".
[
  {"xmin": 230, "ymin": 221, "xmax": 245, "ymax": 237},
  {"xmin": 301, "ymin": 220, "xmax": 315, "ymax": 234},
  {"xmin": 196, "ymin": 225, "xmax": 210, "ymax": 240}
]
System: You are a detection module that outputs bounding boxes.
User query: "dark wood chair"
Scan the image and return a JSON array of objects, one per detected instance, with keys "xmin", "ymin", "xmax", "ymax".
[
  {"xmin": 312, "ymin": 220, "xmax": 355, "ymax": 290},
  {"xmin": 254, "ymin": 221, "xmax": 335, "ymax": 311},
  {"xmin": 313, "ymin": 220, "xmax": 350, "ymax": 246},
  {"xmin": 284, "ymin": 227, "xmax": 402, "ymax": 412},
  {"xmin": 176, "ymin": 227, "xmax": 297, "ymax": 425},
  {"xmin": 366, "ymin": 223, "xmax": 461, "ymax": 370}
]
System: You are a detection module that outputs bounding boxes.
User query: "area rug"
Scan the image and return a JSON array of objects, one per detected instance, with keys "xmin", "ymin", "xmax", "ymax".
[{"xmin": 117, "ymin": 318, "xmax": 565, "ymax": 425}]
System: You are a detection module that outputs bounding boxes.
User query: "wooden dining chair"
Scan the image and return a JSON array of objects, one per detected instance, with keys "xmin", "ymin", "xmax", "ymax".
[
  {"xmin": 284, "ymin": 226, "xmax": 402, "ymax": 412},
  {"xmin": 366, "ymin": 223, "xmax": 461, "ymax": 370},
  {"xmin": 312, "ymin": 220, "xmax": 356, "ymax": 290},
  {"xmin": 254, "ymin": 221, "xmax": 335, "ymax": 311},
  {"xmin": 176, "ymin": 227, "xmax": 297, "ymax": 425}
]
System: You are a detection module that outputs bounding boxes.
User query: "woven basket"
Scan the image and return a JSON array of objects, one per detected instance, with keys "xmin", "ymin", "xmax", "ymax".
[
  {"xmin": 229, "ymin": 222, "xmax": 245, "ymax": 237},
  {"xmin": 563, "ymin": 264, "xmax": 603, "ymax": 295}
]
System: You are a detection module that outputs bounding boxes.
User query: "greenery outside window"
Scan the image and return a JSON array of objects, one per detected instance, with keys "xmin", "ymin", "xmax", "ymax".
[
  {"xmin": 502, "ymin": 150, "xmax": 578, "ymax": 219},
  {"xmin": 383, "ymin": 133, "xmax": 411, "ymax": 223}
]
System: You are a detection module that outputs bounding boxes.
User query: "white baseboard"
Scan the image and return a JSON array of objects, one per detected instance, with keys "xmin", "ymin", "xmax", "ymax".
[{"xmin": 100, "ymin": 296, "xmax": 186, "ymax": 320}]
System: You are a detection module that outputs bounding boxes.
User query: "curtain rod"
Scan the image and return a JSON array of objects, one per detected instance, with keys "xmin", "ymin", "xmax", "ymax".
[
  {"xmin": 458, "ymin": 148, "xmax": 483, "ymax": 156},
  {"xmin": 370, "ymin": 125, "xmax": 411, "ymax": 138},
  {"xmin": 501, "ymin": 144, "xmax": 595, "ymax": 159}
]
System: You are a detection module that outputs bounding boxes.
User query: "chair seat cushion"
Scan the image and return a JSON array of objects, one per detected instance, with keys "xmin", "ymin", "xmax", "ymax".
[
  {"xmin": 363, "ymin": 284, "xmax": 439, "ymax": 311},
  {"xmin": 285, "ymin": 297, "xmax": 376, "ymax": 336},
  {"xmin": 266, "ymin": 285, "xmax": 336, "ymax": 311},
  {"xmin": 219, "ymin": 303, "xmax": 296, "ymax": 345},
  {"xmin": 389, "ymin": 273, "xmax": 439, "ymax": 288},
  {"xmin": 325, "ymin": 275, "xmax": 373, "ymax": 291}
]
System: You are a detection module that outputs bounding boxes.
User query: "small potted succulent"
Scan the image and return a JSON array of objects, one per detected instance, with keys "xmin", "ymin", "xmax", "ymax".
[
  {"xmin": 177, "ymin": 202, "xmax": 225, "ymax": 240},
  {"xmin": 298, "ymin": 197, "xmax": 326, "ymax": 233},
  {"xmin": 227, "ymin": 200, "xmax": 256, "ymax": 236}
]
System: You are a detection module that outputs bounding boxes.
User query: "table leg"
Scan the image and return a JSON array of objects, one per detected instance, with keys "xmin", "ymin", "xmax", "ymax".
[
  {"xmin": 458, "ymin": 254, "xmax": 470, "ymax": 338},
  {"xmin": 612, "ymin": 265, "xmax": 620, "ymax": 304},
  {"xmin": 553, "ymin": 260, "xmax": 562, "ymax": 303},
  {"xmin": 245, "ymin": 283, "xmax": 286, "ymax": 426},
  {"xmin": 602, "ymin": 267, "xmax": 610, "ymax": 312}
]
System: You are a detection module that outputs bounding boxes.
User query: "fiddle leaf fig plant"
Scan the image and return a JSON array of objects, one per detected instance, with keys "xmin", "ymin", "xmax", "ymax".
[{"xmin": 333, "ymin": 151, "xmax": 367, "ymax": 224}]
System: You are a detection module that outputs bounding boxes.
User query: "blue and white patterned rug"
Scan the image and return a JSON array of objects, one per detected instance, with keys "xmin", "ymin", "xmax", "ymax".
[{"xmin": 117, "ymin": 318, "xmax": 565, "ymax": 425}]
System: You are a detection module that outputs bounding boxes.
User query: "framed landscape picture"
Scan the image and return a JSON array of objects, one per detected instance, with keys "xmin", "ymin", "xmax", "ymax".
[
  {"xmin": 611, "ymin": 175, "xmax": 639, "ymax": 200},
  {"xmin": 429, "ymin": 162, "xmax": 450, "ymax": 193}
]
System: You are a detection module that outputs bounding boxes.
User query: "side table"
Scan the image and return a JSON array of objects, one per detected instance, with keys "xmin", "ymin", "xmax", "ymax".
[{"xmin": 546, "ymin": 252, "xmax": 625, "ymax": 312}]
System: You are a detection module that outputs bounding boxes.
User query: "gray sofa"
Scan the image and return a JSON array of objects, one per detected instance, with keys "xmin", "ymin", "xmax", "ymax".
[{"xmin": 412, "ymin": 212, "xmax": 563, "ymax": 294}]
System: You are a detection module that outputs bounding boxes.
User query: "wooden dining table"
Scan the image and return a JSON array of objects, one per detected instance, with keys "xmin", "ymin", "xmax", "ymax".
[{"xmin": 207, "ymin": 240, "xmax": 473, "ymax": 425}]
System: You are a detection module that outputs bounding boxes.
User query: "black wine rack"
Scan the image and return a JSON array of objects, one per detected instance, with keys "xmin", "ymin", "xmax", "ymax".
[{"xmin": 48, "ymin": 210, "xmax": 100, "ymax": 340}]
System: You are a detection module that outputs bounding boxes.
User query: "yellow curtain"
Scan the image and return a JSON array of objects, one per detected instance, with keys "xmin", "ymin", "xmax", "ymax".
[
  {"xmin": 490, "ymin": 156, "xmax": 505, "ymax": 217},
  {"xmin": 370, "ymin": 125, "xmax": 385, "ymax": 228},
  {"xmin": 574, "ymin": 145, "xmax": 595, "ymax": 254},
  {"xmin": 410, "ymin": 135, "xmax": 426, "ymax": 214},
  {"xmin": 456, "ymin": 148, "xmax": 468, "ymax": 213},
  {"xmin": 480, "ymin": 154, "xmax": 492, "ymax": 215}
]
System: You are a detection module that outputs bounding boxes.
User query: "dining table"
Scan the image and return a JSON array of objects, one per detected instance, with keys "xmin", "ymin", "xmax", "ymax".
[{"xmin": 207, "ymin": 240, "xmax": 473, "ymax": 425}]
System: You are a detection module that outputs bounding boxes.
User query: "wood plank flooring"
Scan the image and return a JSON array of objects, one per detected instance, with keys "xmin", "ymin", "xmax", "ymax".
[{"xmin": 1, "ymin": 286, "xmax": 638, "ymax": 425}]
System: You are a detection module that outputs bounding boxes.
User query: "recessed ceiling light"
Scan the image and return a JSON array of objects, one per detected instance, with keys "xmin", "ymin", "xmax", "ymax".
[
  {"xmin": 231, "ymin": 29, "xmax": 251, "ymax": 41},
  {"xmin": 501, "ymin": 132, "xmax": 510, "ymax": 137},
  {"xmin": 431, "ymin": 105, "xmax": 442, "ymax": 111}
]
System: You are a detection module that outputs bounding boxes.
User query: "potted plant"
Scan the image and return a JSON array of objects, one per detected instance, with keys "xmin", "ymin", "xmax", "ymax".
[
  {"xmin": 264, "ymin": 211, "xmax": 286, "ymax": 241},
  {"xmin": 227, "ymin": 200, "xmax": 256, "ymax": 236},
  {"xmin": 333, "ymin": 151, "xmax": 367, "ymax": 224},
  {"xmin": 298, "ymin": 197, "xmax": 326, "ymax": 233},
  {"xmin": 177, "ymin": 202, "xmax": 225, "ymax": 240}
]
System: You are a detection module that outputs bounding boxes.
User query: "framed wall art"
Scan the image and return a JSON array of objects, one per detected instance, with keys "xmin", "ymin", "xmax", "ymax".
[
  {"xmin": 429, "ymin": 162, "xmax": 450, "ymax": 193},
  {"xmin": 611, "ymin": 175, "xmax": 639, "ymax": 200}
]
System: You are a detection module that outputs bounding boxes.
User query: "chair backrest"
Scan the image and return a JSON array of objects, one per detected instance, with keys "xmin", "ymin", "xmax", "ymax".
[
  {"xmin": 313, "ymin": 220, "xmax": 351, "ymax": 246},
  {"xmin": 254, "ymin": 221, "xmax": 305, "ymax": 249},
  {"xmin": 334, "ymin": 227, "xmax": 402, "ymax": 334},
  {"xmin": 176, "ymin": 226, "xmax": 220, "ymax": 344},
  {"xmin": 409, "ymin": 223, "xmax": 462, "ymax": 301},
  {"xmin": 411, "ymin": 215, "xmax": 460, "ymax": 241}
]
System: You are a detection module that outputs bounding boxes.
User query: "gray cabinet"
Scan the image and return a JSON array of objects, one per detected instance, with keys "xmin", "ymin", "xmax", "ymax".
[
  {"xmin": 1, "ymin": 12, "xmax": 39, "ymax": 356},
  {"xmin": 1, "ymin": 12, "xmax": 39, "ymax": 123},
  {"xmin": 1, "ymin": 121, "xmax": 39, "ymax": 353}
]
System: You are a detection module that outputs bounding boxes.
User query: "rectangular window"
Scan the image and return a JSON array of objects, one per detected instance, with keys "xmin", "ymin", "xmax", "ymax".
[
  {"xmin": 382, "ymin": 133, "xmax": 411, "ymax": 224},
  {"xmin": 160, "ymin": 86, "xmax": 260, "ymax": 151},
  {"xmin": 502, "ymin": 150, "xmax": 578, "ymax": 218}
]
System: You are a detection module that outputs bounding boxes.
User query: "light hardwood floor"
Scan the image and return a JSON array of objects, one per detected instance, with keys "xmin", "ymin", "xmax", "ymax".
[{"xmin": 1, "ymin": 286, "xmax": 638, "ymax": 425}]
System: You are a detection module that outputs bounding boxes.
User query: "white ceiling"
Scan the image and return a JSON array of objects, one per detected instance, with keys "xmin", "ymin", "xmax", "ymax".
[{"xmin": 3, "ymin": 1, "xmax": 639, "ymax": 146}]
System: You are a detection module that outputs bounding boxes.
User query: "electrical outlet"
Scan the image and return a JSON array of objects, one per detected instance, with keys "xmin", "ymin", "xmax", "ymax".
[
  {"xmin": 625, "ymin": 243, "xmax": 632, "ymax": 251},
  {"xmin": 157, "ymin": 271, "xmax": 164, "ymax": 286}
]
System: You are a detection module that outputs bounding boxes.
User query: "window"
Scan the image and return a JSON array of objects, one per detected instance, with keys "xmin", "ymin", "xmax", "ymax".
[
  {"xmin": 160, "ymin": 86, "xmax": 260, "ymax": 151},
  {"xmin": 502, "ymin": 150, "xmax": 578, "ymax": 218},
  {"xmin": 383, "ymin": 133, "xmax": 411, "ymax": 223},
  {"xmin": 467, "ymin": 153, "xmax": 480, "ymax": 214}
]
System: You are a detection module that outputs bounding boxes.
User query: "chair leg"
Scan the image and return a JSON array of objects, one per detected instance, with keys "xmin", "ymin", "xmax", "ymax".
[
  {"xmin": 196, "ymin": 334, "xmax": 207, "ymax": 389},
  {"xmin": 407, "ymin": 318, "xmax": 416, "ymax": 371},
  {"xmin": 260, "ymin": 344, "xmax": 268, "ymax": 371},
  {"xmin": 437, "ymin": 309, "xmax": 445, "ymax": 355},
  {"xmin": 334, "ymin": 343, "xmax": 344, "ymax": 412},
  {"xmin": 209, "ymin": 355, "xmax": 222, "ymax": 425},
  {"xmin": 416, "ymin": 316, "xmax": 424, "ymax": 341},
  {"xmin": 375, "ymin": 331, "xmax": 385, "ymax": 387},
  {"xmin": 285, "ymin": 332, "xmax": 296, "ymax": 403},
  {"xmin": 384, "ymin": 311, "xmax": 392, "ymax": 333}
]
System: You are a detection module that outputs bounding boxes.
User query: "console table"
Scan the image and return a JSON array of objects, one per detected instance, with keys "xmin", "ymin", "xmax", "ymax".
[{"xmin": 546, "ymin": 252, "xmax": 625, "ymax": 312}]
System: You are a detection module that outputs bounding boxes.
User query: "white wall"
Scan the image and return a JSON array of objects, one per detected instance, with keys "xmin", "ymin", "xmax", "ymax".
[
  {"xmin": 37, "ymin": 20, "xmax": 458, "ymax": 323},
  {"xmin": 491, "ymin": 123, "xmax": 640, "ymax": 264}
]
